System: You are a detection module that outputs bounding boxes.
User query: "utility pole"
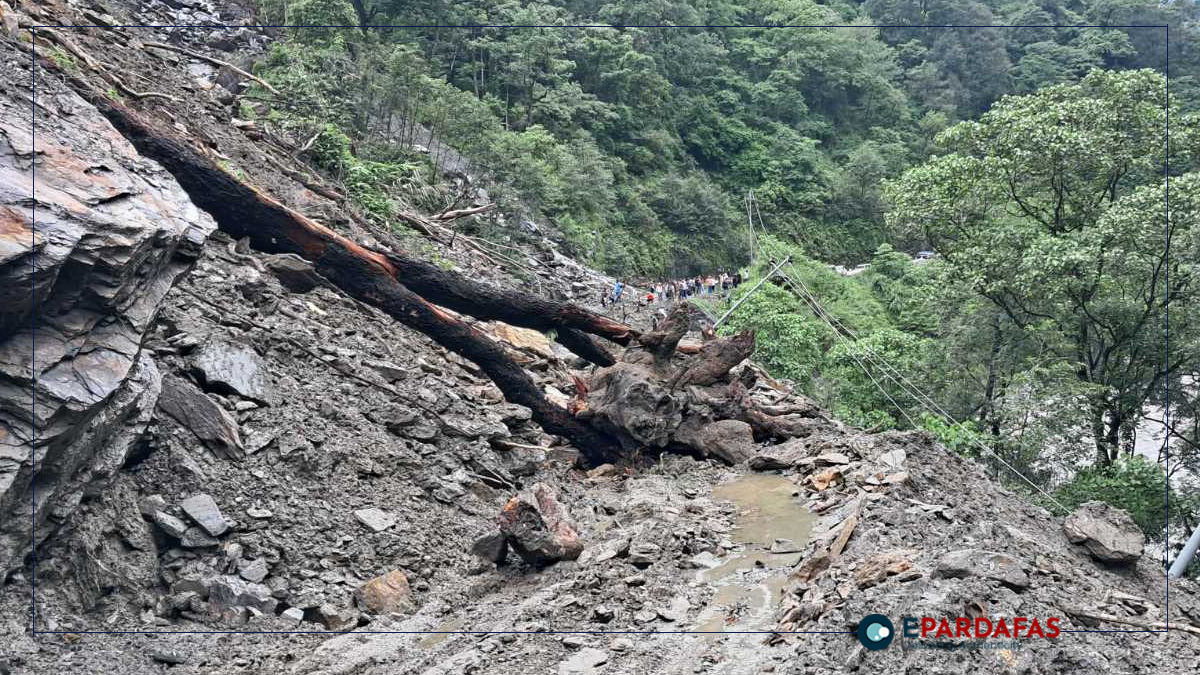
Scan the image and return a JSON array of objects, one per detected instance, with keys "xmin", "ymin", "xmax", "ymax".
[
  {"xmin": 1169, "ymin": 521, "xmax": 1200, "ymax": 579},
  {"xmin": 715, "ymin": 256, "xmax": 790, "ymax": 329},
  {"xmin": 746, "ymin": 190, "xmax": 757, "ymax": 269}
]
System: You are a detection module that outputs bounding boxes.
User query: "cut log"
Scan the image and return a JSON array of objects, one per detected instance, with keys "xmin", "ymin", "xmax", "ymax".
[{"xmin": 63, "ymin": 77, "xmax": 622, "ymax": 465}]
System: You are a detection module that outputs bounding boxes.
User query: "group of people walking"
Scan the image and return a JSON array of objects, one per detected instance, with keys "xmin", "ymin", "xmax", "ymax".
[{"xmin": 602, "ymin": 271, "xmax": 743, "ymax": 307}]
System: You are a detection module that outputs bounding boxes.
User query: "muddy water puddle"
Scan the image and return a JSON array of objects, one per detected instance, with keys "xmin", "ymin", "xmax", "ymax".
[
  {"xmin": 416, "ymin": 618, "xmax": 464, "ymax": 650},
  {"xmin": 694, "ymin": 474, "xmax": 813, "ymax": 635}
]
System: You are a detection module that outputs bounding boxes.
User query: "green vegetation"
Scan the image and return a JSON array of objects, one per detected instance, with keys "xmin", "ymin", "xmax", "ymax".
[
  {"xmin": 711, "ymin": 69, "xmax": 1198, "ymax": 547},
  {"xmin": 249, "ymin": 0, "xmax": 1192, "ymax": 275},
  {"xmin": 47, "ymin": 46, "xmax": 79, "ymax": 72},
  {"xmin": 1055, "ymin": 457, "xmax": 1178, "ymax": 540}
]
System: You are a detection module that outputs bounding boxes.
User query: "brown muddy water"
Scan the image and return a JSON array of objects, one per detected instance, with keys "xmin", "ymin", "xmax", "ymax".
[{"xmin": 694, "ymin": 474, "xmax": 814, "ymax": 635}]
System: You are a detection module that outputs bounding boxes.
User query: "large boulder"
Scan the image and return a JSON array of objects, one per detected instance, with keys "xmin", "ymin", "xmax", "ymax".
[
  {"xmin": 496, "ymin": 483, "xmax": 582, "ymax": 566},
  {"xmin": 694, "ymin": 419, "xmax": 757, "ymax": 465},
  {"xmin": 1062, "ymin": 501, "xmax": 1144, "ymax": 565},
  {"xmin": 0, "ymin": 62, "xmax": 215, "ymax": 573}
]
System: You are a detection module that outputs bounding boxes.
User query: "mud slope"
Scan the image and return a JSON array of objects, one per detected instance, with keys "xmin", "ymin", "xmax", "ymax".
[{"xmin": 0, "ymin": 2, "xmax": 1198, "ymax": 674}]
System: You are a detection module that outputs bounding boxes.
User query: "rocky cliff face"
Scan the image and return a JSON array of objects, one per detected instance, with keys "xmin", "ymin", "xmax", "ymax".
[{"xmin": 0, "ymin": 32, "xmax": 214, "ymax": 575}]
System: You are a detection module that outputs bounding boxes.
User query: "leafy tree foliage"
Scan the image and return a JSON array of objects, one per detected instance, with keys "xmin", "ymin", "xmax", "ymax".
[
  {"xmin": 889, "ymin": 69, "xmax": 1194, "ymax": 468},
  {"xmin": 250, "ymin": 0, "xmax": 1195, "ymax": 274}
]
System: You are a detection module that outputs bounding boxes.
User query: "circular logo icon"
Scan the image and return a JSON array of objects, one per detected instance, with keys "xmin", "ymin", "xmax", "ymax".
[{"xmin": 856, "ymin": 614, "xmax": 895, "ymax": 651}]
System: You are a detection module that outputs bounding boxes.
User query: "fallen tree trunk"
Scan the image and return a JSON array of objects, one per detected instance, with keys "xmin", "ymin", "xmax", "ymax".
[
  {"xmin": 64, "ymin": 78, "xmax": 622, "ymax": 465},
  {"xmin": 556, "ymin": 328, "xmax": 617, "ymax": 367},
  {"xmin": 375, "ymin": 249, "xmax": 637, "ymax": 347}
]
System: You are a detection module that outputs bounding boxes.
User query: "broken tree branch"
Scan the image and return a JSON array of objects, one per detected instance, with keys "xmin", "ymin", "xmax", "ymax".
[
  {"xmin": 141, "ymin": 41, "xmax": 280, "ymax": 96},
  {"xmin": 373, "ymin": 249, "xmax": 638, "ymax": 347},
  {"xmin": 435, "ymin": 203, "xmax": 495, "ymax": 220},
  {"xmin": 1063, "ymin": 608, "xmax": 1200, "ymax": 637}
]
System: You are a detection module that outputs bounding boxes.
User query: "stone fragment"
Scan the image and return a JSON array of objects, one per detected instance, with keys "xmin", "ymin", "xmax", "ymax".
[
  {"xmin": 1062, "ymin": 501, "xmax": 1144, "ymax": 564},
  {"xmin": 934, "ymin": 549, "xmax": 1029, "ymax": 590},
  {"xmin": 770, "ymin": 538, "xmax": 802, "ymax": 554},
  {"xmin": 491, "ymin": 322, "xmax": 555, "ymax": 359},
  {"xmin": 238, "ymin": 558, "xmax": 269, "ymax": 583},
  {"xmin": 498, "ymin": 483, "xmax": 582, "ymax": 566},
  {"xmin": 364, "ymin": 359, "xmax": 408, "ymax": 382},
  {"xmin": 157, "ymin": 376, "xmax": 244, "ymax": 457},
  {"xmin": 139, "ymin": 494, "xmax": 167, "ymax": 517},
  {"xmin": 558, "ymin": 647, "xmax": 608, "ymax": 675},
  {"xmin": 149, "ymin": 648, "xmax": 190, "ymax": 665},
  {"xmin": 264, "ymin": 253, "xmax": 324, "ymax": 293},
  {"xmin": 246, "ymin": 506, "xmax": 273, "ymax": 519},
  {"xmin": 354, "ymin": 508, "xmax": 396, "ymax": 533},
  {"xmin": 355, "ymin": 570, "xmax": 416, "ymax": 615},
  {"xmin": 695, "ymin": 420, "xmax": 757, "ymax": 465},
  {"xmin": 628, "ymin": 542, "xmax": 662, "ymax": 567},
  {"xmin": 317, "ymin": 603, "xmax": 358, "ymax": 631},
  {"xmin": 810, "ymin": 468, "xmax": 842, "ymax": 491},
  {"xmin": 207, "ymin": 576, "xmax": 277, "ymax": 614},
  {"xmin": 280, "ymin": 607, "xmax": 304, "ymax": 626},
  {"xmin": 180, "ymin": 527, "xmax": 219, "ymax": 548},
  {"xmin": 854, "ymin": 551, "xmax": 915, "ymax": 589},
  {"xmin": 190, "ymin": 338, "xmax": 269, "ymax": 402},
  {"xmin": 152, "ymin": 511, "xmax": 190, "ymax": 538},
  {"xmin": 471, "ymin": 531, "xmax": 509, "ymax": 564},
  {"xmin": 749, "ymin": 439, "xmax": 808, "ymax": 470},
  {"xmin": 180, "ymin": 494, "xmax": 229, "ymax": 536}
]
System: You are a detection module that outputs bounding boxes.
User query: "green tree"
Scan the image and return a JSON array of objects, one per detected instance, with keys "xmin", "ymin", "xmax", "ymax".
[{"xmin": 888, "ymin": 69, "xmax": 1196, "ymax": 467}]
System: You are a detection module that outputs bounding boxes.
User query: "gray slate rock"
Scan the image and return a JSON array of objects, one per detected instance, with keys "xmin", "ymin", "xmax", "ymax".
[
  {"xmin": 695, "ymin": 420, "xmax": 757, "ymax": 465},
  {"xmin": 354, "ymin": 508, "xmax": 397, "ymax": 533},
  {"xmin": 1062, "ymin": 501, "xmax": 1145, "ymax": 564},
  {"xmin": 157, "ymin": 376, "xmax": 244, "ymax": 458},
  {"xmin": 190, "ymin": 338, "xmax": 269, "ymax": 403},
  {"xmin": 153, "ymin": 511, "xmax": 190, "ymax": 538},
  {"xmin": 471, "ymin": 531, "xmax": 509, "ymax": 564},
  {"xmin": 934, "ymin": 548, "xmax": 1029, "ymax": 590},
  {"xmin": 0, "ymin": 89, "xmax": 214, "ymax": 574},
  {"xmin": 180, "ymin": 494, "xmax": 229, "ymax": 536},
  {"xmin": 149, "ymin": 648, "xmax": 190, "ymax": 665},
  {"xmin": 180, "ymin": 527, "xmax": 220, "ymax": 548},
  {"xmin": 238, "ymin": 558, "xmax": 270, "ymax": 583},
  {"xmin": 207, "ymin": 575, "xmax": 277, "ymax": 614},
  {"xmin": 559, "ymin": 647, "xmax": 608, "ymax": 675}
]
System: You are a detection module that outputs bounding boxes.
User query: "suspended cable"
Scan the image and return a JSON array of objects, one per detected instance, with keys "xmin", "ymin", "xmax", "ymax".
[{"xmin": 778, "ymin": 263, "xmax": 1070, "ymax": 512}]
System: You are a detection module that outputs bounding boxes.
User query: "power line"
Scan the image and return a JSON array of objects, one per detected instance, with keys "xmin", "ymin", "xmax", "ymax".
[{"xmin": 777, "ymin": 262, "xmax": 1070, "ymax": 512}]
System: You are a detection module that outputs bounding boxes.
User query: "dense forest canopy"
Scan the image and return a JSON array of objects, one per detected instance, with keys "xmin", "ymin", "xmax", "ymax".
[
  {"xmin": 243, "ymin": 0, "xmax": 1198, "ymax": 552},
  {"xmin": 253, "ymin": 0, "xmax": 1196, "ymax": 274}
]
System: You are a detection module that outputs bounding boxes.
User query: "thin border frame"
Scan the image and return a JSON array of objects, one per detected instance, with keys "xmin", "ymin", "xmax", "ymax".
[{"xmin": 24, "ymin": 20, "xmax": 1174, "ymax": 639}]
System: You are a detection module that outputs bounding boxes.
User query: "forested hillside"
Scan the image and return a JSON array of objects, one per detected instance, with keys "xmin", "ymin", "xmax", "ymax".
[{"xmin": 251, "ymin": 0, "xmax": 1194, "ymax": 273}]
